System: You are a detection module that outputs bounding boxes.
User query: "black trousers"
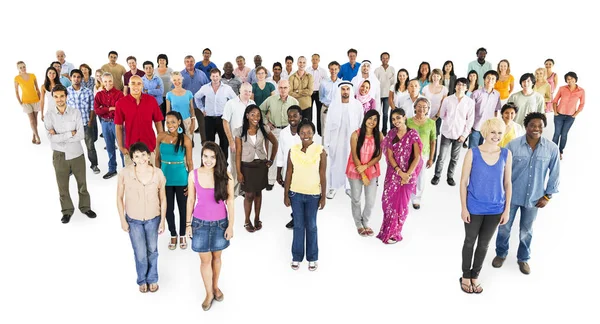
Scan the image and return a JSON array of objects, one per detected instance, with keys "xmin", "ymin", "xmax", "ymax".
[
  {"xmin": 205, "ymin": 115, "xmax": 229, "ymax": 160},
  {"xmin": 311, "ymin": 91, "xmax": 323, "ymax": 134},
  {"xmin": 462, "ymin": 214, "xmax": 502, "ymax": 278},
  {"xmin": 301, "ymin": 106, "xmax": 313, "ymax": 123},
  {"xmin": 166, "ymin": 186, "xmax": 187, "ymax": 237}
]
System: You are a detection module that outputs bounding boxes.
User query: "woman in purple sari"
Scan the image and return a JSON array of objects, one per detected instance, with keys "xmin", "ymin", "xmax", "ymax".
[{"xmin": 377, "ymin": 108, "xmax": 423, "ymax": 244}]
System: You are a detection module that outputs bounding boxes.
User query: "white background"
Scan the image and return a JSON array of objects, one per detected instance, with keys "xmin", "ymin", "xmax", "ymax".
[{"xmin": 2, "ymin": 1, "xmax": 598, "ymax": 323}]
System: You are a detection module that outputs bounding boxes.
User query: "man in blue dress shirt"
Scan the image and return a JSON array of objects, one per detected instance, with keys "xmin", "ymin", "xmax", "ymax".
[
  {"xmin": 338, "ymin": 48, "xmax": 361, "ymax": 81},
  {"xmin": 492, "ymin": 112, "xmax": 560, "ymax": 275}
]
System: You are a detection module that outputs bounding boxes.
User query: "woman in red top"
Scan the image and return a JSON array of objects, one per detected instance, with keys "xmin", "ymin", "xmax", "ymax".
[{"xmin": 346, "ymin": 110, "xmax": 383, "ymax": 236}]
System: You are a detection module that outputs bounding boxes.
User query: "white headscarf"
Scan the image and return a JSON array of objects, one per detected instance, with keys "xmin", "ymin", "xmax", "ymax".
[
  {"xmin": 324, "ymin": 82, "xmax": 364, "ymax": 189},
  {"xmin": 351, "ymin": 60, "xmax": 381, "ymax": 114}
]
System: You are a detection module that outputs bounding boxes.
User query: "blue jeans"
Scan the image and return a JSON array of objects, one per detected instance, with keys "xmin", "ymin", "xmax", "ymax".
[
  {"xmin": 290, "ymin": 191, "xmax": 320, "ymax": 262},
  {"xmin": 381, "ymin": 97, "xmax": 390, "ymax": 134},
  {"xmin": 127, "ymin": 215, "xmax": 160, "ymax": 285},
  {"xmin": 101, "ymin": 120, "xmax": 124, "ymax": 172},
  {"xmin": 495, "ymin": 204, "xmax": 539, "ymax": 262},
  {"xmin": 552, "ymin": 114, "xmax": 575, "ymax": 154},
  {"xmin": 468, "ymin": 130, "xmax": 483, "ymax": 149},
  {"xmin": 83, "ymin": 126, "xmax": 98, "ymax": 167}
]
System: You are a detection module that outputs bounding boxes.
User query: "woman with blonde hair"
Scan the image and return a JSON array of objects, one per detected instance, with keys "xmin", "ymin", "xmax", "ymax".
[
  {"xmin": 166, "ymin": 71, "xmax": 196, "ymax": 141},
  {"xmin": 533, "ymin": 68, "xmax": 552, "ymax": 113},
  {"xmin": 14, "ymin": 61, "xmax": 41, "ymax": 144},
  {"xmin": 459, "ymin": 117, "xmax": 512, "ymax": 294},
  {"xmin": 94, "ymin": 69, "xmax": 104, "ymax": 94}
]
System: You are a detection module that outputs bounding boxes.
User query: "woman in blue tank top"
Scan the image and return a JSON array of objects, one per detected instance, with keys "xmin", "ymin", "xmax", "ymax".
[
  {"xmin": 155, "ymin": 111, "xmax": 193, "ymax": 250},
  {"xmin": 458, "ymin": 117, "xmax": 513, "ymax": 294}
]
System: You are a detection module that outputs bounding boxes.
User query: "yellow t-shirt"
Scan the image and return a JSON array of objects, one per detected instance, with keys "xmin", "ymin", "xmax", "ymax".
[
  {"xmin": 289, "ymin": 143, "xmax": 323, "ymax": 195},
  {"xmin": 494, "ymin": 74, "xmax": 514, "ymax": 100},
  {"xmin": 15, "ymin": 74, "xmax": 40, "ymax": 104}
]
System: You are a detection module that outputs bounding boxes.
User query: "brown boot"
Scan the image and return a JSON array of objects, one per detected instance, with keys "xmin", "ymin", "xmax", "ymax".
[
  {"xmin": 492, "ymin": 256, "xmax": 505, "ymax": 268},
  {"xmin": 518, "ymin": 261, "xmax": 531, "ymax": 275}
]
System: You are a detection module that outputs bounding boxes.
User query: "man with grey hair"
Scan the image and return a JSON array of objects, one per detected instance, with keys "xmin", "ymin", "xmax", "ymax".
[
  {"xmin": 182, "ymin": 55, "xmax": 209, "ymax": 142},
  {"xmin": 56, "ymin": 50, "xmax": 74, "ymax": 78},
  {"xmin": 260, "ymin": 79, "xmax": 299, "ymax": 190},
  {"xmin": 223, "ymin": 82, "xmax": 255, "ymax": 196},
  {"xmin": 94, "ymin": 72, "xmax": 125, "ymax": 179}
]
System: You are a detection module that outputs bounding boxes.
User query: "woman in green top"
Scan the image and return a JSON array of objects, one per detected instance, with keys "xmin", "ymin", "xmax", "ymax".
[
  {"xmin": 250, "ymin": 66, "xmax": 275, "ymax": 107},
  {"xmin": 407, "ymin": 97, "xmax": 436, "ymax": 209},
  {"xmin": 155, "ymin": 111, "xmax": 194, "ymax": 250}
]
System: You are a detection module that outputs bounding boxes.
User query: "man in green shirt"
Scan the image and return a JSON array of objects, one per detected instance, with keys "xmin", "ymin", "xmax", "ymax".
[{"xmin": 259, "ymin": 79, "xmax": 299, "ymax": 190}]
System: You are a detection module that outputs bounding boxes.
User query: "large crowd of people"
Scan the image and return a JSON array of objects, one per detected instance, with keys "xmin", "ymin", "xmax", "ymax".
[{"xmin": 13, "ymin": 46, "xmax": 584, "ymax": 306}]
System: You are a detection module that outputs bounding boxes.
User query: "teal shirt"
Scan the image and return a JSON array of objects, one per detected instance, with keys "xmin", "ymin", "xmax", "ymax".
[{"xmin": 159, "ymin": 143, "xmax": 187, "ymax": 186}]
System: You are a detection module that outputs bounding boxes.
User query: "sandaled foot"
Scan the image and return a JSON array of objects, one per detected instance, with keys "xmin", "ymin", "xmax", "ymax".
[
  {"xmin": 168, "ymin": 236, "xmax": 177, "ymax": 250},
  {"xmin": 244, "ymin": 222, "xmax": 255, "ymax": 233},
  {"xmin": 470, "ymin": 279, "xmax": 483, "ymax": 294},
  {"xmin": 460, "ymin": 278, "xmax": 473, "ymax": 294},
  {"xmin": 202, "ymin": 295, "xmax": 214, "ymax": 311},
  {"xmin": 139, "ymin": 284, "xmax": 148, "ymax": 293},
  {"xmin": 254, "ymin": 220, "xmax": 262, "ymax": 231},
  {"xmin": 214, "ymin": 288, "xmax": 224, "ymax": 302},
  {"xmin": 179, "ymin": 237, "xmax": 187, "ymax": 250},
  {"xmin": 364, "ymin": 227, "xmax": 374, "ymax": 236},
  {"xmin": 357, "ymin": 228, "xmax": 367, "ymax": 236},
  {"xmin": 149, "ymin": 283, "xmax": 159, "ymax": 293}
]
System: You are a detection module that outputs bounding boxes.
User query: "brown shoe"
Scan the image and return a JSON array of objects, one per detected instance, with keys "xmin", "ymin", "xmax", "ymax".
[
  {"xmin": 518, "ymin": 261, "xmax": 531, "ymax": 275},
  {"xmin": 492, "ymin": 256, "xmax": 505, "ymax": 268}
]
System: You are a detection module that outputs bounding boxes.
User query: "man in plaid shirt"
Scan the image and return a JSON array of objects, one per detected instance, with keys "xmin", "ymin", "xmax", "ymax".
[{"xmin": 68, "ymin": 69, "xmax": 100, "ymax": 174}]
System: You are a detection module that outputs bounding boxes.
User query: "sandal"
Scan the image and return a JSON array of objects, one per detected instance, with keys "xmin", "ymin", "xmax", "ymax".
[
  {"xmin": 357, "ymin": 228, "xmax": 367, "ymax": 236},
  {"xmin": 291, "ymin": 261, "xmax": 300, "ymax": 270},
  {"xmin": 244, "ymin": 222, "xmax": 255, "ymax": 233},
  {"xmin": 179, "ymin": 237, "xmax": 187, "ymax": 250},
  {"xmin": 214, "ymin": 288, "xmax": 224, "ymax": 302},
  {"xmin": 364, "ymin": 227, "xmax": 374, "ymax": 236},
  {"xmin": 460, "ymin": 277, "xmax": 473, "ymax": 294},
  {"xmin": 202, "ymin": 296, "xmax": 214, "ymax": 311},
  {"xmin": 471, "ymin": 279, "xmax": 483, "ymax": 294},
  {"xmin": 254, "ymin": 220, "xmax": 262, "ymax": 231},
  {"xmin": 386, "ymin": 238, "xmax": 399, "ymax": 244},
  {"xmin": 139, "ymin": 284, "xmax": 148, "ymax": 293},
  {"xmin": 149, "ymin": 283, "xmax": 159, "ymax": 293},
  {"xmin": 168, "ymin": 236, "xmax": 177, "ymax": 250}
]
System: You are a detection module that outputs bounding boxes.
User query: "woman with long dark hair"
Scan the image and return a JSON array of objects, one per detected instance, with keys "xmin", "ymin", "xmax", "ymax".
[
  {"xmin": 155, "ymin": 111, "xmax": 193, "ymax": 250},
  {"xmin": 389, "ymin": 68, "xmax": 409, "ymax": 110},
  {"xmin": 40, "ymin": 66, "xmax": 61, "ymax": 122},
  {"xmin": 416, "ymin": 62, "xmax": 431, "ymax": 90},
  {"xmin": 186, "ymin": 141, "xmax": 234, "ymax": 311},
  {"xmin": 442, "ymin": 60, "xmax": 457, "ymax": 95},
  {"xmin": 346, "ymin": 110, "xmax": 383, "ymax": 236},
  {"xmin": 235, "ymin": 104, "xmax": 278, "ymax": 232},
  {"xmin": 377, "ymin": 108, "xmax": 423, "ymax": 244}
]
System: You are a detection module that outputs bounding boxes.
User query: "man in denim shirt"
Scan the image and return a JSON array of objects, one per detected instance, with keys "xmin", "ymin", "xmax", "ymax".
[{"xmin": 492, "ymin": 112, "xmax": 560, "ymax": 275}]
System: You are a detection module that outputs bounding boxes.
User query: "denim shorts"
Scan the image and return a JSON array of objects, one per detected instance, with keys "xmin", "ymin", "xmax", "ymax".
[{"xmin": 191, "ymin": 218, "xmax": 230, "ymax": 253}]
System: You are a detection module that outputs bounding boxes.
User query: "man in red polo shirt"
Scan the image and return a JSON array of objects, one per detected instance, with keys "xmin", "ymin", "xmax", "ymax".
[
  {"xmin": 95, "ymin": 72, "xmax": 125, "ymax": 179},
  {"xmin": 115, "ymin": 75, "xmax": 164, "ymax": 166}
]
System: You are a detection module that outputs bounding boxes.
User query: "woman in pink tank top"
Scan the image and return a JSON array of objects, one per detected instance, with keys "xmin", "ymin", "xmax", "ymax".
[{"xmin": 185, "ymin": 141, "xmax": 234, "ymax": 311}]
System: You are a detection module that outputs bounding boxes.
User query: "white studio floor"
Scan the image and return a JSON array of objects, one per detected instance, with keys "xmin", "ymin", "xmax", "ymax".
[{"xmin": 3, "ymin": 111, "xmax": 597, "ymax": 324}]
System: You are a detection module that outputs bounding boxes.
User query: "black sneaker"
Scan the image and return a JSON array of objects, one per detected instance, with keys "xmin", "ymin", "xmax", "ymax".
[
  {"xmin": 103, "ymin": 171, "xmax": 118, "ymax": 179},
  {"xmin": 99, "ymin": 133, "xmax": 104, "ymax": 138},
  {"xmin": 84, "ymin": 210, "xmax": 97, "ymax": 218},
  {"xmin": 266, "ymin": 184, "xmax": 274, "ymax": 191},
  {"xmin": 431, "ymin": 176, "xmax": 440, "ymax": 185},
  {"xmin": 286, "ymin": 219, "xmax": 294, "ymax": 229},
  {"xmin": 91, "ymin": 165, "xmax": 101, "ymax": 174},
  {"xmin": 447, "ymin": 178, "xmax": 456, "ymax": 186}
]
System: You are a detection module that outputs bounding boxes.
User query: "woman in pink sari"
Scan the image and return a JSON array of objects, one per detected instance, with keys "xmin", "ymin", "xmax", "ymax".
[{"xmin": 377, "ymin": 108, "xmax": 423, "ymax": 244}]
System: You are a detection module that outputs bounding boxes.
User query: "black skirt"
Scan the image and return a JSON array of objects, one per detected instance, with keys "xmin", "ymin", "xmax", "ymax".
[{"xmin": 240, "ymin": 159, "xmax": 268, "ymax": 193}]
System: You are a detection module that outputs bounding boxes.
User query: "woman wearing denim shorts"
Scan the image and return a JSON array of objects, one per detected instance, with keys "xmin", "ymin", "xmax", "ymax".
[{"xmin": 186, "ymin": 141, "xmax": 234, "ymax": 311}]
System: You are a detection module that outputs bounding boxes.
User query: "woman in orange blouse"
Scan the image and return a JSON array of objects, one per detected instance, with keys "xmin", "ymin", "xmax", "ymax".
[
  {"xmin": 552, "ymin": 72, "xmax": 585, "ymax": 160},
  {"xmin": 494, "ymin": 59, "xmax": 514, "ymax": 105}
]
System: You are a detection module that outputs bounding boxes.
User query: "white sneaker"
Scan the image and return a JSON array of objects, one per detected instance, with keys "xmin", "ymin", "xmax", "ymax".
[
  {"xmin": 308, "ymin": 261, "xmax": 318, "ymax": 271},
  {"xmin": 326, "ymin": 189, "xmax": 336, "ymax": 199}
]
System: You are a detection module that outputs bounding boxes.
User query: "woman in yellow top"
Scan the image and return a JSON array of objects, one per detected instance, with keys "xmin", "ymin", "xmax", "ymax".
[
  {"xmin": 14, "ymin": 61, "xmax": 42, "ymax": 144},
  {"xmin": 284, "ymin": 119, "xmax": 326, "ymax": 271},
  {"xmin": 533, "ymin": 68, "xmax": 552, "ymax": 113},
  {"xmin": 498, "ymin": 103, "xmax": 523, "ymax": 147},
  {"xmin": 494, "ymin": 59, "xmax": 514, "ymax": 106}
]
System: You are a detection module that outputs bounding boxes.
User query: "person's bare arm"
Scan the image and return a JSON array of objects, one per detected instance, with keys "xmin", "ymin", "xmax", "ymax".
[
  {"xmin": 155, "ymin": 133, "xmax": 163, "ymax": 167},
  {"xmin": 318, "ymin": 150, "xmax": 327, "ymax": 210},
  {"xmin": 14, "ymin": 81, "xmax": 22, "ymax": 105},
  {"xmin": 500, "ymin": 150, "xmax": 513, "ymax": 225},
  {"xmin": 184, "ymin": 135, "xmax": 194, "ymax": 173},
  {"xmin": 459, "ymin": 149, "xmax": 473, "ymax": 223},
  {"xmin": 116, "ymin": 171, "xmax": 128, "ymax": 232},
  {"xmin": 224, "ymin": 171, "xmax": 235, "ymax": 240},
  {"xmin": 185, "ymin": 171, "xmax": 196, "ymax": 238}
]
